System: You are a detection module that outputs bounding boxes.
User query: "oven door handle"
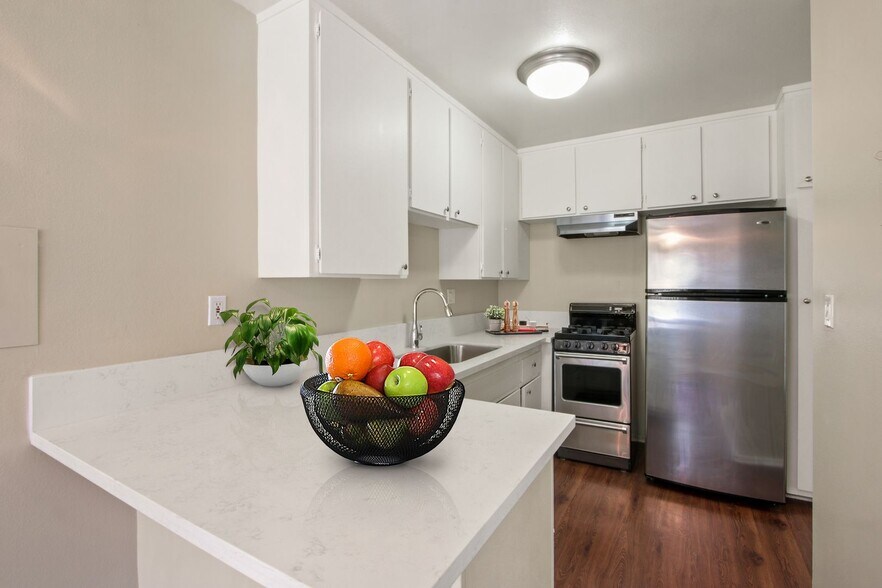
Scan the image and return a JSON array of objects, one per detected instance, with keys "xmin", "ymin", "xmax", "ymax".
[
  {"xmin": 575, "ymin": 418, "xmax": 629, "ymax": 433},
  {"xmin": 554, "ymin": 352, "xmax": 629, "ymax": 364}
]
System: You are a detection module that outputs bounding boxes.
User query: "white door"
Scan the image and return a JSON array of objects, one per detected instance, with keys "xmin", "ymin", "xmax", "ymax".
[
  {"xmin": 520, "ymin": 147, "xmax": 576, "ymax": 219},
  {"xmin": 450, "ymin": 108, "xmax": 482, "ymax": 225},
  {"xmin": 503, "ymin": 146, "xmax": 529, "ymax": 279},
  {"xmin": 409, "ymin": 77, "xmax": 450, "ymax": 218},
  {"xmin": 521, "ymin": 376, "xmax": 542, "ymax": 410},
  {"xmin": 642, "ymin": 126, "xmax": 702, "ymax": 208},
  {"xmin": 318, "ymin": 11, "xmax": 408, "ymax": 276},
  {"xmin": 701, "ymin": 114, "xmax": 772, "ymax": 203},
  {"xmin": 575, "ymin": 135, "xmax": 643, "ymax": 213},
  {"xmin": 481, "ymin": 132, "xmax": 504, "ymax": 278},
  {"xmin": 498, "ymin": 388, "xmax": 522, "ymax": 407}
]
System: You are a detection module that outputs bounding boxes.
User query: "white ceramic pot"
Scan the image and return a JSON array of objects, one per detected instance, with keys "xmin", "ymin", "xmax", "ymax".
[
  {"xmin": 242, "ymin": 363, "xmax": 302, "ymax": 387},
  {"xmin": 487, "ymin": 318, "xmax": 503, "ymax": 331}
]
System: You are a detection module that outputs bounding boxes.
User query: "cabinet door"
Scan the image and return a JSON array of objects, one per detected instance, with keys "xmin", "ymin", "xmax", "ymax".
[
  {"xmin": 409, "ymin": 77, "xmax": 450, "ymax": 217},
  {"xmin": 318, "ymin": 11, "xmax": 408, "ymax": 276},
  {"xmin": 784, "ymin": 91, "xmax": 813, "ymax": 190},
  {"xmin": 521, "ymin": 376, "xmax": 542, "ymax": 410},
  {"xmin": 642, "ymin": 126, "xmax": 702, "ymax": 208},
  {"xmin": 503, "ymin": 146, "xmax": 529, "ymax": 279},
  {"xmin": 481, "ymin": 132, "xmax": 504, "ymax": 278},
  {"xmin": 450, "ymin": 108, "xmax": 482, "ymax": 225},
  {"xmin": 520, "ymin": 147, "xmax": 576, "ymax": 219},
  {"xmin": 702, "ymin": 114, "xmax": 772, "ymax": 203},
  {"xmin": 498, "ymin": 388, "xmax": 522, "ymax": 407},
  {"xmin": 575, "ymin": 135, "xmax": 643, "ymax": 213}
]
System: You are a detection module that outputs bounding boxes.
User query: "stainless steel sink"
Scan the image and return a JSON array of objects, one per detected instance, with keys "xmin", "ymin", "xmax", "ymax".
[{"xmin": 418, "ymin": 343, "xmax": 500, "ymax": 364}]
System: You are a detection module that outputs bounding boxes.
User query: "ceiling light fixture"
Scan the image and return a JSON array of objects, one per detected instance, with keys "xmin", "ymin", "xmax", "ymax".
[{"xmin": 517, "ymin": 47, "xmax": 600, "ymax": 100}]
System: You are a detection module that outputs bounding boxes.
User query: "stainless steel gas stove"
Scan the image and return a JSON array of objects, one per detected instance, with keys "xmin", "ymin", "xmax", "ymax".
[{"xmin": 553, "ymin": 303, "xmax": 636, "ymax": 470}]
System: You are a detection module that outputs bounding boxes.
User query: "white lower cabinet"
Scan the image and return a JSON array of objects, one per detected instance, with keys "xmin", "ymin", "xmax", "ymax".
[
  {"xmin": 459, "ymin": 349, "xmax": 542, "ymax": 408},
  {"xmin": 521, "ymin": 376, "xmax": 542, "ymax": 410},
  {"xmin": 498, "ymin": 388, "xmax": 522, "ymax": 407},
  {"xmin": 257, "ymin": 3, "xmax": 408, "ymax": 278}
]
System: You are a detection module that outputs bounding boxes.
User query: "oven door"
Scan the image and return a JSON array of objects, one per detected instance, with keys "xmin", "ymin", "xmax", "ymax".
[{"xmin": 553, "ymin": 352, "xmax": 631, "ymax": 423}]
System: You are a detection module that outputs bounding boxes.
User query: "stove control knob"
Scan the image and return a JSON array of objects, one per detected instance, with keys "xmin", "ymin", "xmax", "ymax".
[
  {"xmin": 563, "ymin": 341, "xmax": 571, "ymax": 349},
  {"xmin": 612, "ymin": 344, "xmax": 619, "ymax": 352},
  {"xmin": 587, "ymin": 342, "xmax": 595, "ymax": 350},
  {"xmin": 574, "ymin": 342, "xmax": 581, "ymax": 350},
  {"xmin": 601, "ymin": 343, "xmax": 609, "ymax": 351}
]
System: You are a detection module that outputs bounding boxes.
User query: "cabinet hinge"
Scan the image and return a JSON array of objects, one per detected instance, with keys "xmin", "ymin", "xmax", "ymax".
[
  {"xmin": 314, "ymin": 21, "xmax": 321, "ymax": 39},
  {"xmin": 315, "ymin": 246, "xmax": 321, "ymax": 262},
  {"xmin": 408, "ymin": 87, "xmax": 413, "ymax": 98}
]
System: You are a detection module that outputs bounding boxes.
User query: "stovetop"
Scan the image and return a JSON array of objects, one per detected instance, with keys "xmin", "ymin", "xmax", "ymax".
[{"xmin": 552, "ymin": 302, "xmax": 637, "ymax": 355}]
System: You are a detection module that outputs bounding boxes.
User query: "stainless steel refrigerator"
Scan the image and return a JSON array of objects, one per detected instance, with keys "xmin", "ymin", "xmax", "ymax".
[{"xmin": 645, "ymin": 208, "xmax": 787, "ymax": 502}]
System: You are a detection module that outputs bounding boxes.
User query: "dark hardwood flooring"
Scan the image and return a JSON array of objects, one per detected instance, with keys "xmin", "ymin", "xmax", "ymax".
[{"xmin": 554, "ymin": 446, "xmax": 812, "ymax": 587}]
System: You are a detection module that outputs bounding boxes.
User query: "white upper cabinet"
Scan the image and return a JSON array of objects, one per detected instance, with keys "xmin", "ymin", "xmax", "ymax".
[
  {"xmin": 701, "ymin": 113, "xmax": 772, "ymax": 203},
  {"xmin": 481, "ymin": 133, "xmax": 504, "ymax": 278},
  {"xmin": 575, "ymin": 135, "xmax": 643, "ymax": 214},
  {"xmin": 781, "ymin": 88, "xmax": 813, "ymax": 191},
  {"xmin": 449, "ymin": 108, "xmax": 482, "ymax": 225},
  {"xmin": 520, "ymin": 147, "xmax": 576, "ymax": 219},
  {"xmin": 318, "ymin": 10, "xmax": 409, "ymax": 276},
  {"xmin": 642, "ymin": 126, "xmax": 703, "ymax": 209},
  {"xmin": 409, "ymin": 76, "xmax": 450, "ymax": 219},
  {"xmin": 503, "ymin": 145, "xmax": 529, "ymax": 279},
  {"xmin": 257, "ymin": 4, "xmax": 408, "ymax": 278}
]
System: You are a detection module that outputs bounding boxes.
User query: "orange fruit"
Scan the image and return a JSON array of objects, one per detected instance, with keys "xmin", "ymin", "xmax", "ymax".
[{"xmin": 325, "ymin": 337, "xmax": 373, "ymax": 381}]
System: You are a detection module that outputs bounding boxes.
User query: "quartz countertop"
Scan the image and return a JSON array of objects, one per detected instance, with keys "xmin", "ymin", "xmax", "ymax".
[{"xmin": 29, "ymin": 323, "xmax": 573, "ymax": 588}]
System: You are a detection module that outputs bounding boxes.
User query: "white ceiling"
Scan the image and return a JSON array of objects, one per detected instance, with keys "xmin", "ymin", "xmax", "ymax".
[{"xmin": 235, "ymin": 0, "xmax": 811, "ymax": 148}]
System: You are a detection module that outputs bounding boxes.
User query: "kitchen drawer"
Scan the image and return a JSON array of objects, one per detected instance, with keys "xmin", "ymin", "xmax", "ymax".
[
  {"xmin": 561, "ymin": 418, "xmax": 630, "ymax": 459},
  {"xmin": 521, "ymin": 376, "xmax": 542, "ymax": 410},
  {"xmin": 521, "ymin": 351, "xmax": 541, "ymax": 384},
  {"xmin": 459, "ymin": 357, "xmax": 522, "ymax": 403}
]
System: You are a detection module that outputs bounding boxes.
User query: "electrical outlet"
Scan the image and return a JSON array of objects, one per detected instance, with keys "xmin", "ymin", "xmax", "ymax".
[
  {"xmin": 824, "ymin": 294, "xmax": 834, "ymax": 328},
  {"xmin": 446, "ymin": 289, "xmax": 456, "ymax": 305},
  {"xmin": 208, "ymin": 296, "xmax": 226, "ymax": 326}
]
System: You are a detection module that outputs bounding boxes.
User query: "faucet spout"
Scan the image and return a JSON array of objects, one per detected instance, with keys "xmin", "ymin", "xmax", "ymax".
[{"xmin": 411, "ymin": 288, "xmax": 454, "ymax": 348}]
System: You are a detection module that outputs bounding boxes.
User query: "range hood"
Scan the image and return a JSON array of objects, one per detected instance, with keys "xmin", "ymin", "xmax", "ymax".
[{"xmin": 556, "ymin": 211, "xmax": 641, "ymax": 238}]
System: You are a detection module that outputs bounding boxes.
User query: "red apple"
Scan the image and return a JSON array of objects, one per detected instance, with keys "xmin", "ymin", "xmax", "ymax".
[
  {"xmin": 398, "ymin": 351, "xmax": 427, "ymax": 368},
  {"xmin": 408, "ymin": 398, "xmax": 440, "ymax": 437},
  {"xmin": 363, "ymin": 363, "xmax": 394, "ymax": 393},
  {"xmin": 413, "ymin": 354, "xmax": 456, "ymax": 394},
  {"xmin": 367, "ymin": 340, "xmax": 395, "ymax": 370}
]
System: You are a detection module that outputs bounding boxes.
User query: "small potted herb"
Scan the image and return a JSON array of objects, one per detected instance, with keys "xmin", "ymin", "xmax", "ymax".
[
  {"xmin": 485, "ymin": 305, "xmax": 505, "ymax": 332},
  {"xmin": 221, "ymin": 298, "xmax": 320, "ymax": 387}
]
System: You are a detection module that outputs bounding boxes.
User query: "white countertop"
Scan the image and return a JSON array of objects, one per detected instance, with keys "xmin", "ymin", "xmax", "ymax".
[{"xmin": 29, "ymin": 325, "xmax": 573, "ymax": 588}]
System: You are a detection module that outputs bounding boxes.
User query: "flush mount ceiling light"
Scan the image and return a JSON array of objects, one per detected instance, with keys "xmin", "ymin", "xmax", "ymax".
[{"xmin": 517, "ymin": 47, "xmax": 600, "ymax": 99}]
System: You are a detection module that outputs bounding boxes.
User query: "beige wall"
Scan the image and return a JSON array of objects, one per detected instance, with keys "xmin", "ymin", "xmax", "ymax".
[
  {"xmin": 0, "ymin": 1, "xmax": 495, "ymax": 585},
  {"xmin": 499, "ymin": 222, "xmax": 648, "ymax": 439},
  {"xmin": 811, "ymin": 1, "xmax": 882, "ymax": 585}
]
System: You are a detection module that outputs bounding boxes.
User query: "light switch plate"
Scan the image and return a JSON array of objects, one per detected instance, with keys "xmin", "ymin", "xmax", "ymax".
[
  {"xmin": 824, "ymin": 294, "xmax": 834, "ymax": 328},
  {"xmin": 0, "ymin": 226, "xmax": 38, "ymax": 348}
]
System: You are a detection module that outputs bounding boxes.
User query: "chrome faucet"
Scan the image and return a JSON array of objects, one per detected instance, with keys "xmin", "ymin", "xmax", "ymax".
[{"xmin": 411, "ymin": 288, "xmax": 453, "ymax": 348}]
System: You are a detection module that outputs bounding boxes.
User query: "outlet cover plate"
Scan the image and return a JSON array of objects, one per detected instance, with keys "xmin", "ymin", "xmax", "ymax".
[{"xmin": 208, "ymin": 296, "xmax": 227, "ymax": 326}]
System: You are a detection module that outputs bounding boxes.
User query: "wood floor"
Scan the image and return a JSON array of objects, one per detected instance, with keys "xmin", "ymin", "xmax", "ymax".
[{"xmin": 554, "ymin": 446, "xmax": 812, "ymax": 588}]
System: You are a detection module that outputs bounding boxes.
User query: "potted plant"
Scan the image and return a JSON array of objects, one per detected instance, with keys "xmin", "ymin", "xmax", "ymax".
[
  {"xmin": 485, "ymin": 305, "xmax": 505, "ymax": 331},
  {"xmin": 221, "ymin": 298, "xmax": 321, "ymax": 387}
]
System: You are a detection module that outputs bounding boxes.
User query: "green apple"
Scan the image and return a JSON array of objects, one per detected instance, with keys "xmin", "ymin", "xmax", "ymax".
[
  {"xmin": 317, "ymin": 380, "xmax": 337, "ymax": 392},
  {"xmin": 314, "ymin": 388, "xmax": 343, "ymax": 422},
  {"xmin": 366, "ymin": 418, "xmax": 408, "ymax": 449},
  {"xmin": 384, "ymin": 366, "xmax": 429, "ymax": 405}
]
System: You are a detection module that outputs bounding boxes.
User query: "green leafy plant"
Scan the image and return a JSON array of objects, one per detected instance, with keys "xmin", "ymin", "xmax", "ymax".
[
  {"xmin": 221, "ymin": 298, "xmax": 320, "ymax": 377},
  {"xmin": 485, "ymin": 305, "xmax": 505, "ymax": 320}
]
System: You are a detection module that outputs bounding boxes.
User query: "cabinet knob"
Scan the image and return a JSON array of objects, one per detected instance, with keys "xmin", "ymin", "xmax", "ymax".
[
  {"xmin": 506, "ymin": 270, "xmax": 510, "ymax": 275},
  {"xmin": 532, "ymin": 362, "xmax": 537, "ymax": 367},
  {"xmin": 804, "ymin": 176, "xmax": 813, "ymax": 183},
  {"xmin": 690, "ymin": 195, "xmax": 698, "ymax": 201},
  {"xmin": 583, "ymin": 205, "xmax": 588, "ymax": 211},
  {"xmin": 455, "ymin": 209, "xmax": 460, "ymax": 216},
  {"xmin": 499, "ymin": 270, "xmax": 504, "ymax": 276},
  {"xmin": 713, "ymin": 192, "xmax": 720, "ymax": 199},
  {"xmin": 444, "ymin": 206, "xmax": 450, "ymax": 213},
  {"xmin": 566, "ymin": 206, "xmax": 572, "ymax": 212},
  {"xmin": 803, "ymin": 298, "xmax": 811, "ymax": 304},
  {"xmin": 402, "ymin": 264, "xmax": 408, "ymax": 270}
]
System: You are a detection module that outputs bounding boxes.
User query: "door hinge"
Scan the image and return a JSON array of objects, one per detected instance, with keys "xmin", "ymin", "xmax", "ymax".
[
  {"xmin": 314, "ymin": 21, "xmax": 321, "ymax": 39},
  {"xmin": 315, "ymin": 246, "xmax": 321, "ymax": 262}
]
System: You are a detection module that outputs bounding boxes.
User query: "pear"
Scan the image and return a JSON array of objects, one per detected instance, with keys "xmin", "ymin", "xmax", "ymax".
[{"xmin": 333, "ymin": 380, "xmax": 384, "ymax": 397}]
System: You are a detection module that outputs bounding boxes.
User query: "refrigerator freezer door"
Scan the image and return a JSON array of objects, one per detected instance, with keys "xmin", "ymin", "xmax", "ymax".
[
  {"xmin": 647, "ymin": 210, "xmax": 786, "ymax": 292},
  {"xmin": 645, "ymin": 298, "xmax": 786, "ymax": 502}
]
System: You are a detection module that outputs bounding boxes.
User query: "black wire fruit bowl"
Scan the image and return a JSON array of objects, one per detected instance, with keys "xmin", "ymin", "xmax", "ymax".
[{"xmin": 300, "ymin": 373, "xmax": 465, "ymax": 466}]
